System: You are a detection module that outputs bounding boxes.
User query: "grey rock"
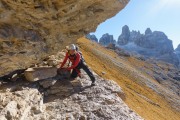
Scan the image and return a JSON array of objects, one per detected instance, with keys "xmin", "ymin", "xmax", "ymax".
[
  {"xmin": 86, "ymin": 34, "xmax": 98, "ymax": 42},
  {"xmin": 99, "ymin": 33, "xmax": 116, "ymax": 46},
  {"xmin": 117, "ymin": 25, "xmax": 179, "ymax": 67},
  {"xmin": 0, "ymin": 50, "xmax": 143, "ymax": 120},
  {"xmin": 135, "ymin": 31, "xmax": 173, "ymax": 53},
  {"xmin": 157, "ymin": 53, "xmax": 179, "ymax": 66},
  {"xmin": 175, "ymin": 44, "xmax": 180, "ymax": 51},
  {"xmin": 145, "ymin": 28, "xmax": 152, "ymax": 35},
  {"xmin": 129, "ymin": 30, "xmax": 141, "ymax": 42},
  {"xmin": 102, "ymin": 79, "xmax": 126, "ymax": 100},
  {"xmin": 175, "ymin": 44, "xmax": 180, "ymax": 68},
  {"xmin": 101, "ymin": 71, "xmax": 106, "ymax": 75},
  {"xmin": 0, "ymin": 116, "xmax": 7, "ymax": 120},
  {"xmin": 4, "ymin": 101, "xmax": 18, "ymax": 119},
  {"xmin": 20, "ymin": 106, "xmax": 31, "ymax": 120},
  {"xmin": 39, "ymin": 79, "xmax": 57, "ymax": 88},
  {"xmin": 0, "ymin": 88, "xmax": 44, "ymax": 120},
  {"xmin": 11, "ymin": 73, "xmax": 18, "ymax": 81},
  {"xmin": 138, "ymin": 58, "xmax": 180, "ymax": 111},
  {"xmin": 24, "ymin": 67, "xmax": 57, "ymax": 82},
  {"xmin": 115, "ymin": 48, "xmax": 131, "ymax": 57},
  {"xmin": 44, "ymin": 71, "xmax": 142, "ymax": 120},
  {"xmin": 0, "ymin": 70, "xmax": 143, "ymax": 120},
  {"xmin": 118, "ymin": 25, "xmax": 130, "ymax": 45}
]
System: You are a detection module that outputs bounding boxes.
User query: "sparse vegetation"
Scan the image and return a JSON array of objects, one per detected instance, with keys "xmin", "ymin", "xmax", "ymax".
[
  {"xmin": 10, "ymin": 37, "xmax": 23, "ymax": 48},
  {"xmin": 77, "ymin": 37, "xmax": 180, "ymax": 120}
]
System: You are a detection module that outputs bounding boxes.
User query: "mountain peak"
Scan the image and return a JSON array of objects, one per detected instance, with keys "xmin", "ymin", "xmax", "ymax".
[
  {"xmin": 175, "ymin": 44, "xmax": 180, "ymax": 51},
  {"xmin": 117, "ymin": 25, "xmax": 130, "ymax": 45},
  {"xmin": 145, "ymin": 28, "xmax": 152, "ymax": 35},
  {"xmin": 122, "ymin": 25, "xmax": 130, "ymax": 35},
  {"xmin": 86, "ymin": 34, "xmax": 98, "ymax": 42},
  {"xmin": 99, "ymin": 33, "xmax": 116, "ymax": 46}
]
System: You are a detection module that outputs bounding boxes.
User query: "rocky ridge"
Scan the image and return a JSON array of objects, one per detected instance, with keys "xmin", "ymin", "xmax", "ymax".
[
  {"xmin": 89, "ymin": 25, "xmax": 180, "ymax": 67},
  {"xmin": 117, "ymin": 25, "xmax": 179, "ymax": 67},
  {"xmin": 0, "ymin": 51, "xmax": 143, "ymax": 120},
  {"xmin": 0, "ymin": 0, "xmax": 129, "ymax": 76},
  {"xmin": 175, "ymin": 44, "xmax": 180, "ymax": 52}
]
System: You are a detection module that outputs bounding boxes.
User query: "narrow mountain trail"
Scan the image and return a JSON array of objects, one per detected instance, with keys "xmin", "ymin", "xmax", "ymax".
[{"xmin": 77, "ymin": 37, "xmax": 180, "ymax": 120}]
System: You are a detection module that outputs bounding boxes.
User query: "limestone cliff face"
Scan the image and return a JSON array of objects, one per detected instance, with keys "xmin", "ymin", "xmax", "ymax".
[{"xmin": 0, "ymin": 0, "xmax": 129, "ymax": 76}]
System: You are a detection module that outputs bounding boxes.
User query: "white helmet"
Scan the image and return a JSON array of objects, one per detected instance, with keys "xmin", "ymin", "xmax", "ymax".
[{"xmin": 69, "ymin": 44, "xmax": 76, "ymax": 50}]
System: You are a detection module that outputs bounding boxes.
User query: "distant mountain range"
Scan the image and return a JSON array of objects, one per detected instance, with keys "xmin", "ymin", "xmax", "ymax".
[{"xmin": 86, "ymin": 25, "xmax": 180, "ymax": 68}]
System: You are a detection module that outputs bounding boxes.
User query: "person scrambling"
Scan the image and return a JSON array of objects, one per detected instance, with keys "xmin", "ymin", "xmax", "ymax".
[{"xmin": 59, "ymin": 44, "xmax": 96, "ymax": 86}]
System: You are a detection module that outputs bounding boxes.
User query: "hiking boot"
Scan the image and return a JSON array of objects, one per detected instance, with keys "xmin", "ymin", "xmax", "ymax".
[
  {"xmin": 91, "ymin": 82, "xmax": 95, "ymax": 86},
  {"xmin": 68, "ymin": 76, "xmax": 75, "ymax": 81},
  {"xmin": 91, "ymin": 79, "xmax": 96, "ymax": 86}
]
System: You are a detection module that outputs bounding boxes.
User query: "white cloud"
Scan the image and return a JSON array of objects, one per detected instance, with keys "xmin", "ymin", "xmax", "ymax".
[
  {"xmin": 147, "ymin": 0, "xmax": 180, "ymax": 17},
  {"xmin": 161, "ymin": 0, "xmax": 180, "ymax": 8}
]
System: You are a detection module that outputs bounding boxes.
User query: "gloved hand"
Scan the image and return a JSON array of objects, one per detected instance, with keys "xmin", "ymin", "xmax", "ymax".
[
  {"xmin": 59, "ymin": 67, "xmax": 70, "ymax": 71},
  {"xmin": 57, "ymin": 67, "xmax": 66, "ymax": 74},
  {"xmin": 66, "ymin": 68, "xmax": 71, "ymax": 71}
]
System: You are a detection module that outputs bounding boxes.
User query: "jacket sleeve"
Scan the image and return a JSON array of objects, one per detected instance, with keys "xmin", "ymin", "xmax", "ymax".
[
  {"xmin": 60, "ymin": 52, "xmax": 68, "ymax": 68},
  {"xmin": 67, "ymin": 53, "xmax": 80, "ymax": 70}
]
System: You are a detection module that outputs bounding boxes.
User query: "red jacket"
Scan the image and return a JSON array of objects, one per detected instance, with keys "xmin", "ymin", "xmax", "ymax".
[{"xmin": 60, "ymin": 52, "xmax": 81, "ymax": 70}]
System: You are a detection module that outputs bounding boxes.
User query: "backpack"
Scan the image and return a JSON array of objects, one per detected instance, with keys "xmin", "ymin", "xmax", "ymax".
[
  {"xmin": 78, "ymin": 51, "xmax": 85, "ymax": 62},
  {"xmin": 76, "ymin": 46, "xmax": 85, "ymax": 62}
]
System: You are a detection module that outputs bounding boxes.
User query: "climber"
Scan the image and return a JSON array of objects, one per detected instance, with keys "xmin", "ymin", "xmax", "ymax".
[{"xmin": 59, "ymin": 44, "xmax": 96, "ymax": 86}]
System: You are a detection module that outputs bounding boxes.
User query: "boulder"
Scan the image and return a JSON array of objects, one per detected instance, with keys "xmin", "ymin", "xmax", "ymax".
[
  {"xmin": 39, "ymin": 79, "xmax": 57, "ymax": 89},
  {"xmin": 24, "ymin": 67, "xmax": 57, "ymax": 82}
]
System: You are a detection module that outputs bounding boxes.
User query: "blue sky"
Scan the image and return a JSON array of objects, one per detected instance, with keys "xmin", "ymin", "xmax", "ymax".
[{"xmin": 92, "ymin": 0, "xmax": 180, "ymax": 49}]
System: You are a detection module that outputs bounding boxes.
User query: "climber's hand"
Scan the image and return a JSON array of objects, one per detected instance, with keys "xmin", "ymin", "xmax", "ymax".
[
  {"xmin": 63, "ymin": 68, "xmax": 71, "ymax": 72},
  {"xmin": 57, "ymin": 67, "xmax": 65, "ymax": 74}
]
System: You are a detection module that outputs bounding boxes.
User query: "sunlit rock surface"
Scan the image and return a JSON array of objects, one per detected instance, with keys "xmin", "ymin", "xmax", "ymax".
[{"xmin": 0, "ymin": 0, "xmax": 129, "ymax": 76}]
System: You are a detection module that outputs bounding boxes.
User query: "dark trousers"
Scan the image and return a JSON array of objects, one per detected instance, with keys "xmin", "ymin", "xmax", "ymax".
[{"xmin": 71, "ymin": 61, "xmax": 95, "ymax": 82}]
